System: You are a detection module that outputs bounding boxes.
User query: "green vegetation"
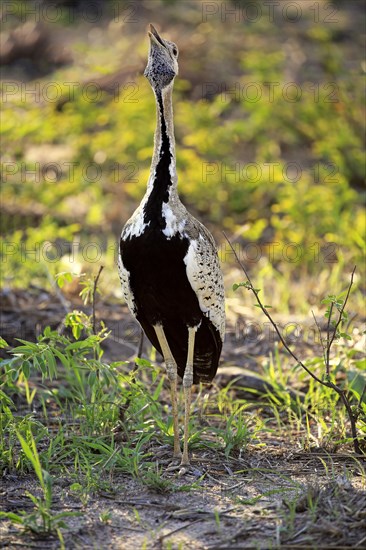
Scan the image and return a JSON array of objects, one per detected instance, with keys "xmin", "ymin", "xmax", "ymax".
[
  {"xmin": 0, "ymin": 1, "xmax": 365, "ymax": 547},
  {"xmin": 1, "ymin": 0, "xmax": 365, "ymax": 306},
  {"xmin": 0, "ymin": 428, "xmax": 80, "ymax": 548}
]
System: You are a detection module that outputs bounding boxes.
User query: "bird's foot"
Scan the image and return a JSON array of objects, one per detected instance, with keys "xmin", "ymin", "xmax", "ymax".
[
  {"xmin": 166, "ymin": 454, "xmax": 183, "ymax": 472},
  {"xmin": 167, "ymin": 459, "xmax": 202, "ymax": 477},
  {"xmin": 179, "ymin": 463, "xmax": 202, "ymax": 477}
]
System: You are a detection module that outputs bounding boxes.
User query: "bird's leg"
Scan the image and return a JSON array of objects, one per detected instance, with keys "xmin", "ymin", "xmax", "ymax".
[
  {"xmin": 181, "ymin": 326, "xmax": 197, "ymax": 467},
  {"xmin": 153, "ymin": 324, "xmax": 181, "ymax": 460}
]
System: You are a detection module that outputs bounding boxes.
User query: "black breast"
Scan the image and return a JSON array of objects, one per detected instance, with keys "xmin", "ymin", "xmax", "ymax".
[{"xmin": 120, "ymin": 229, "xmax": 222, "ymax": 383}]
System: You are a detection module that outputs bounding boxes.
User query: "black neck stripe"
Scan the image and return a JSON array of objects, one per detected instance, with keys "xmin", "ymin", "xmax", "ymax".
[{"xmin": 143, "ymin": 92, "xmax": 173, "ymax": 227}]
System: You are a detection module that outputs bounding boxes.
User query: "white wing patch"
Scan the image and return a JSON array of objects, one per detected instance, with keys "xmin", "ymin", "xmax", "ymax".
[
  {"xmin": 184, "ymin": 234, "xmax": 225, "ymax": 341},
  {"xmin": 117, "ymin": 253, "xmax": 136, "ymax": 316},
  {"xmin": 162, "ymin": 202, "xmax": 186, "ymax": 238},
  {"xmin": 122, "ymin": 204, "xmax": 149, "ymax": 240}
]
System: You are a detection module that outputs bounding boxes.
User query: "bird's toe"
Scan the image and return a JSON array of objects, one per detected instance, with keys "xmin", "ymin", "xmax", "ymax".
[
  {"xmin": 166, "ymin": 456, "xmax": 183, "ymax": 471},
  {"xmin": 167, "ymin": 459, "xmax": 202, "ymax": 477},
  {"xmin": 178, "ymin": 463, "xmax": 202, "ymax": 477}
]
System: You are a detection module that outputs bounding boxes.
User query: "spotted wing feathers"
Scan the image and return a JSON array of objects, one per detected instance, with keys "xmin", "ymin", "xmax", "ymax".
[{"xmin": 183, "ymin": 222, "xmax": 225, "ymax": 341}]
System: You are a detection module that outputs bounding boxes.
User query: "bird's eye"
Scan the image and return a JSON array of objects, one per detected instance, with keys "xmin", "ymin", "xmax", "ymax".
[{"xmin": 172, "ymin": 47, "xmax": 178, "ymax": 57}]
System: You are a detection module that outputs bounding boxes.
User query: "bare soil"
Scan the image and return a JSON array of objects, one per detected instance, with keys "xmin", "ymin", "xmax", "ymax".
[
  {"xmin": 1, "ymin": 448, "xmax": 365, "ymax": 549},
  {"xmin": 1, "ymin": 290, "xmax": 365, "ymax": 549}
]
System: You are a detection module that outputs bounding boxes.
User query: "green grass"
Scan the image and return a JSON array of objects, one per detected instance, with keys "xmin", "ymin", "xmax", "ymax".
[
  {"xmin": 1, "ymin": 277, "xmax": 364, "ymax": 465},
  {"xmin": 0, "ymin": 282, "xmax": 365, "ymax": 543},
  {"xmin": 0, "ymin": 425, "xmax": 81, "ymax": 549}
]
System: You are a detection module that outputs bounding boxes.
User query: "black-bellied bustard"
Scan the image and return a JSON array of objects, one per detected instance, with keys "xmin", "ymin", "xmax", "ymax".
[{"xmin": 118, "ymin": 25, "xmax": 225, "ymax": 472}]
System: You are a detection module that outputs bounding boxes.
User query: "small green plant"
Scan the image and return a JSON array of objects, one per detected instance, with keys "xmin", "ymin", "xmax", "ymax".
[
  {"xmin": 99, "ymin": 510, "xmax": 112, "ymax": 524},
  {"xmin": 218, "ymin": 408, "xmax": 252, "ymax": 458},
  {"xmin": 140, "ymin": 465, "xmax": 175, "ymax": 493},
  {"xmin": 0, "ymin": 428, "xmax": 81, "ymax": 548},
  {"xmin": 214, "ymin": 508, "xmax": 221, "ymax": 533}
]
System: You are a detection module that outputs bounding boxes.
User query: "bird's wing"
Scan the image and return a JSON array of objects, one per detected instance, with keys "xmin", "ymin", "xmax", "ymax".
[
  {"xmin": 183, "ymin": 223, "xmax": 225, "ymax": 341},
  {"xmin": 117, "ymin": 249, "xmax": 137, "ymax": 317}
]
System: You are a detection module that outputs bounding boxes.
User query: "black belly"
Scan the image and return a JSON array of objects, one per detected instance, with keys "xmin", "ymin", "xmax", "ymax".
[{"xmin": 120, "ymin": 229, "xmax": 222, "ymax": 383}]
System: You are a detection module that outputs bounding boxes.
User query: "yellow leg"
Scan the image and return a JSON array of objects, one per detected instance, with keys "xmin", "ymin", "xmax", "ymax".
[
  {"xmin": 181, "ymin": 326, "xmax": 197, "ymax": 466},
  {"xmin": 154, "ymin": 324, "xmax": 181, "ymax": 459}
]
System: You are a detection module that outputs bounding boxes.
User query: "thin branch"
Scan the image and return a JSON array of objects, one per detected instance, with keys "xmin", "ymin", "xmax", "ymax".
[
  {"xmin": 311, "ymin": 309, "xmax": 326, "ymax": 365},
  {"xmin": 45, "ymin": 264, "xmax": 70, "ymax": 314},
  {"xmin": 327, "ymin": 266, "xmax": 356, "ymax": 360},
  {"xmin": 223, "ymin": 233, "xmax": 362, "ymax": 455},
  {"xmin": 345, "ymin": 311, "xmax": 358, "ymax": 333},
  {"xmin": 45, "ymin": 265, "xmax": 70, "ymax": 335},
  {"xmin": 336, "ymin": 389, "xmax": 361, "ymax": 454},
  {"xmin": 92, "ymin": 265, "xmax": 104, "ymax": 334},
  {"xmin": 325, "ymin": 301, "xmax": 334, "ymax": 377},
  {"xmin": 358, "ymin": 383, "xmax": 366, "ymax": 412},
  {"xmin": 159, "ymin": 519, "xmax": 202, "ymax": 541},
  {"xmin": 223, "ymin": 232, "xmax": 326, "ymax": 386}
]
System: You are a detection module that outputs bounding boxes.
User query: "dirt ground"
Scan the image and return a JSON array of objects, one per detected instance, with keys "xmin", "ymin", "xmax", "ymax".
[
  {"xmin": 1, "ymin": 448, "xmax": 366, "ymax": 549},
  {"xmin": 1, "ymin": 290, "xmax": 366, "ymax": 549}
]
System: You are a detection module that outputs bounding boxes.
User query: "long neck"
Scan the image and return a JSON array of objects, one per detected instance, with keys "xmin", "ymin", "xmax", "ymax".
[
  {"xmin": 143, "ymin": 84, "xmax": 179, "ymax": 225},
  {"xmin": 151, "ymin": 85, "xmax": 177, "ymax": 184}
]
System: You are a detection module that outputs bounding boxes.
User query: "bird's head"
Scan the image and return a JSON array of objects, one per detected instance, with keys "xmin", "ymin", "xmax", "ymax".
[{"xmin": 144, "ymin": 24, "xmax": 179, "ymax": 93}]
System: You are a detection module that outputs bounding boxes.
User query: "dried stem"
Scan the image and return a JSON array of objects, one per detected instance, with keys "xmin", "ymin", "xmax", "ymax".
[
  {"xmin": 136, "ymin": 328, "xmax": 144, "ymax": 360},
  {"xmin": 325, "ymin": 302, "xmax": 334, "ymax": 377},
  {"xmin": 92, "ymin": 265, "xmax": 104, "ymax": 334},
  {"xmin": 223, "ymin": 233, "xmax": 362, "ymax": 455},
  {"xmin": 311, "ymin": 309, "xmax": 326, "ymax": 365},
  {"xmin": 358, "ymin": 383, "xmax": 366, "ymax": 414}
]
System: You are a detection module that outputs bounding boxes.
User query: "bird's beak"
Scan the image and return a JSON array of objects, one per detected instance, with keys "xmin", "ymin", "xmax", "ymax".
[{"xmin": 148, "ymin": 24, "xmax": 166, "ymax": 49}]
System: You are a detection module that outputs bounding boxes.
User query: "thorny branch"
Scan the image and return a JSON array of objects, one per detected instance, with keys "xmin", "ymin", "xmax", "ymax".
[{"xmin": 223, "ymin": 233, "xmax": 363, "ymax": 455}]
